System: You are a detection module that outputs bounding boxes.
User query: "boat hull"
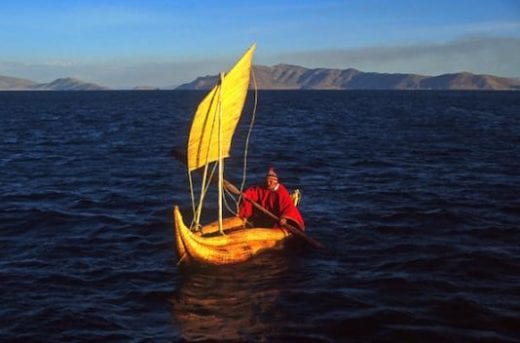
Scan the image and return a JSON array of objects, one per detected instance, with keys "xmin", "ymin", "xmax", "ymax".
[{"xmin": 173, "ymin": 206, "xmax": 290, "ymax": 265}]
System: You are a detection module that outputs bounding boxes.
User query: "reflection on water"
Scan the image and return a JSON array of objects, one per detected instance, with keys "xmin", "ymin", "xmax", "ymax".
[{"xmin": 170, "ymin": 252, "xmax": 291, "ymax": 341}]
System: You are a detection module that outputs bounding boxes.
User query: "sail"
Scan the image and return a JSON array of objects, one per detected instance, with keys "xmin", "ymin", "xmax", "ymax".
[{"xmin": 187, "ymin": 44, "xmax": 256, "ymax": 172}]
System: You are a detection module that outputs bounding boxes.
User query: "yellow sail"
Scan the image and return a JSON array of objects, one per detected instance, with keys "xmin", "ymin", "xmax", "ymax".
[{"xmin": 187, "ymin": 44, "xmax": 256, "ymax": 171}]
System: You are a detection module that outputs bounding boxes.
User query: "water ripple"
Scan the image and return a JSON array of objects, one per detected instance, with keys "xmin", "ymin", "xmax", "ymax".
[{"xmin": 0, "ymin": 90, "xmax": 519, "ymax": 341}]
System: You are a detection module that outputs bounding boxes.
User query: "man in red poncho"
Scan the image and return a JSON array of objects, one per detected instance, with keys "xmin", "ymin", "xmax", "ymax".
[{"xmin": 239, "ymin": 167, "xmax": 305, "ymax": 231}]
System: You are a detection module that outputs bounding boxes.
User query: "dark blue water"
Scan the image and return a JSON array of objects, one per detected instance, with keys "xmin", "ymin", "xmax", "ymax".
[{"xmin": 1, "ymin": 90, "xmax": 519, "ymax": 342}]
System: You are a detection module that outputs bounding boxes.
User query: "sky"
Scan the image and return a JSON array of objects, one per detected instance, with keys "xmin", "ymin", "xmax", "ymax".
[{"xmin": 1, "ymin": 0, "xmax": 519, "ymax": 88}]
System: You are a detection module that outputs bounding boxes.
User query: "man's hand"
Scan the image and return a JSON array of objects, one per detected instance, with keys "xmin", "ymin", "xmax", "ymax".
[{"xmin": 279, "ymin": 217, "xmax": 287, "ymax": 226}]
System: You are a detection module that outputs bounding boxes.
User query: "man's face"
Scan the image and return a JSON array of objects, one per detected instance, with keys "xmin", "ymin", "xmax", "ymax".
[{"xmin": 266, "ymin": 176, "xmax": 278, "ymax": 191}]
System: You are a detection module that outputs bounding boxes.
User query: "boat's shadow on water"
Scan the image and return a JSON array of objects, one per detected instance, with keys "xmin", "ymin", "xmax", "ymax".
[{"xmin": 169, "ymin": 249, "xmax": 303, "ymax": 341}]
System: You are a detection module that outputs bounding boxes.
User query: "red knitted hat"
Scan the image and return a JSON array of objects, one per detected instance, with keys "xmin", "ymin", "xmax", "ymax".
[{"xmin": 266, "ymin": 167, "xmax": 278, "ymax": 179}]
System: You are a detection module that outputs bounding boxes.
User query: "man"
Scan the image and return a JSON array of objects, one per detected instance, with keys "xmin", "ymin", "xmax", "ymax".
[{"xmin": 239, "ymin": 167, "xmax": 305, "ymax": 231}]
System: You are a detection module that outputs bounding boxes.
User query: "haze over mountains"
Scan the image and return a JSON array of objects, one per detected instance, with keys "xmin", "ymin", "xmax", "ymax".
[
  {"xmin": 1, "ymin": 64, "xmax": 519, "ymax": 90},
  {"xmin": 0, "ymin": 76, "xmax": 107, "ymax": 90}
]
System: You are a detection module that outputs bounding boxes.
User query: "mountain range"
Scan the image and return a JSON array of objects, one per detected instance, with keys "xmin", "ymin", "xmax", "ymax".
[
  {"xmin": 177, "ymin": 64, "xmax": 520, "ymax": 91},
  {"xmin": 1, "ymin": 64, "xmax": 519, "ymax": 91},
  {"xmin": 0, "ymin": 76, "xmax": 107, "ymax": 91}
]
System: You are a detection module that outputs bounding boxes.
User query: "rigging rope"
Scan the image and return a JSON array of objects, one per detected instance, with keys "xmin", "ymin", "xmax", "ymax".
[
  {"xmin": 189, "ymin": 80, "xmax": 221, "ymax": 230},
  {"xmin": 223, "ymin": 187, "xmax": 239, "ymax": 217},
  {"xmin": 187, "ymin": 65, "xmax": 258, "ymax": 233},
  {"xmin": 190, "ymin": 161, "xmax": 218, "ymax": 230},
  {"xmin": 188, "ymin": 169, "xmax": 196, "ymax": 228},
  {"xmin": 237, "ymin": 67, "xmax": 258, "ymax": 212}
]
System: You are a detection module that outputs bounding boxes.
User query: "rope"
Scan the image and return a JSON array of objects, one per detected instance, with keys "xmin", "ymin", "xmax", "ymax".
[
  {"xmin": 237, "ymin": 67, "xmax": 258, "ymax": 212},
  {"xmin": 193, "ymin": 162, "xmax": 210, "ymax": 229},
  {"xmin": 176, "ymin": 253, "xmax": 187, "ymax": 266},
  {"xmin": 189, "ymin": 80, "xmax": 221, "ymax": 230},
  {"xmin": 187, "ymin": 66, "xmax": 258, "ymax": 232},
  {"xmin": 188, "ymin": 170, "xmax": 196, "ymax": 226},
  {"xmin": 223, "ymin": 186, "xmax": 239, "ymax": 216},
  {"xmin": 190, "ymin": 161, "xmax": 218, "ymax": 230}
]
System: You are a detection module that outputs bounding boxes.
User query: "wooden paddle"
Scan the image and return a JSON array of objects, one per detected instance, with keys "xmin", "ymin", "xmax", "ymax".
[
  {"xmin": 170, "ymin": 148, "xmax": 324, "ymax": 249},
  {"xmin": 222, "ymin": 179, "xmax": 324, "ymax": 249}
]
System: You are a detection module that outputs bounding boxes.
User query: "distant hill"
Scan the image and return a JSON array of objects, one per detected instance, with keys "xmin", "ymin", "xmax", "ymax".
[
  {"xmin": 0, "ymin": 75, "xmax": 38, "ymax": 90},
  {"xmin": 176, "ymin": 64, "xmax": 520, "ymax": 91},
  {"xmin": 0, "ymin": 75, "xmax": 108, "ymax": 90},
  {"xmin": 133, "ymin": 85, "xmax": 161, "ymax": 90},
  {"xmin": 34, "ymin": 77, "xmax": 108, "ymax": 90}
]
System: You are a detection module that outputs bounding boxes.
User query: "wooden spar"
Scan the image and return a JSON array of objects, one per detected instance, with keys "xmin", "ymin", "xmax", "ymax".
[
  {"xmin": 222, "ymin": 180, "xmax": 324, "ymax": 249},
  {"xmin": 217, "ymin": 72, "xmax": 225, "ymax": 235}
]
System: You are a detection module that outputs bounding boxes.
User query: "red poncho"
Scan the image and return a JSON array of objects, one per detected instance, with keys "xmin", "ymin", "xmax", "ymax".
[{"xmin": 238, "ymin": 183, "xmax": 305, "ymax": 231}]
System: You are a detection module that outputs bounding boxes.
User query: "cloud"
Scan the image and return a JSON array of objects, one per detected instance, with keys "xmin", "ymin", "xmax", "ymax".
[{"xmin": 272, "ymin": 36, "xmax": 520, "ymax": 78}]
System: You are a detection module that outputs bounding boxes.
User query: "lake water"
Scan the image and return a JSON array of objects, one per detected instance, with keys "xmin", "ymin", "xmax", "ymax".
[{"xmin": 1, "ymin": 90, "xmax": 519, "ymax": 342}]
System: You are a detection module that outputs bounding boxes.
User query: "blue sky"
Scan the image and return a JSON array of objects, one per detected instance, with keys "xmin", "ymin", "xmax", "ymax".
[{"xmin": 1, "ymin": 0, "xmax": 519, "ymax": 88}]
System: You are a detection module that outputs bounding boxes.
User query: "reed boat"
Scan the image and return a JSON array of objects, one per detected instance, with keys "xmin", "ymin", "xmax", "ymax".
[
  {"xmin": 173, "ymin": 206, "xmax": 291, "ymax": 265},
  {"xmin": 172, "ymin": 44, "xmax": 320, "ymax": 266}
]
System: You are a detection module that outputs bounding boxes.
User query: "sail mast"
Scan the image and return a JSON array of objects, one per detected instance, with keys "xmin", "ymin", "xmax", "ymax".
[{"xmin": 218, "ymin": 72, "xmax": 225, "ymax": 234}]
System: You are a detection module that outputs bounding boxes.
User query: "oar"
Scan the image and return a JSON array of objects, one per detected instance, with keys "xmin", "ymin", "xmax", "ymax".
[
  {"xmin": 170, "ymin": 148, "xmax": 324, "ymax": 249},
  {"xmin": 222, "ymin": 179, "xmax": 324, "ymax": 249}
]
